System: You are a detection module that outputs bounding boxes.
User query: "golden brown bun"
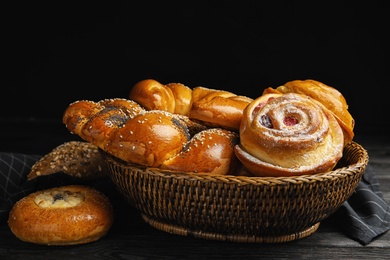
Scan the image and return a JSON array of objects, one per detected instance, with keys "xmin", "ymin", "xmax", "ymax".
[
  {"xmin": 8, "ymin": 185, "xmax": 114, "ymax": 246},
  {"xmin": 63, "ymin": 99, "xmax": 237, "ymax": 175},
  {"xmin": 129, "ymin": 79, "xmax": 192, "ymax": 116},
  {"xmin": 165, "ymin": 82, "xmax": 193, "ymax": 116},
  {"xmin": 235, "ymin": 93, "xmax": 344, "ymax": 177},
  {"xmin": 103, "ymin": 110, "xmax": 191, "ymax": 168},
  {"xmin": 160, "ymin": 128, "xmax": 239, "ymax": 175},
  {"xmin": 189, "ymin": 86, "xmax": 253, "ymax": 130},
  {"xmin": 263, "ymin": 79, "xmax": 354, "ymax": 146},
  {"xmin": 62, "ymin": 100, "xmax": 101, "ymax": 136},
  {"xmin": 128, "ymin": 79, "xmax": 253, "ymax": 131},
  {"xmin": 63, "ymin": 98, "xmax": 145, "ymax": 148},
  {"xmin": 28, "ymin": 141, "xmax": 108, "ymax": 180}
]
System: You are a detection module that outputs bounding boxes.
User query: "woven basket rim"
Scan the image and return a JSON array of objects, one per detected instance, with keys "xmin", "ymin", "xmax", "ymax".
[
  {"xmin": 102, "ymin": 141, "xmax": 369, "ymax": 242},
  {"xmin": 101, "ymin": 141, "xmax": 368, "ymax": 185}
]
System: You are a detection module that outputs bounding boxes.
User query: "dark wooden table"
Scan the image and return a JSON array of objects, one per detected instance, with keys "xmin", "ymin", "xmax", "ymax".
[{"xmin": 1, "ymin": 120, "xmax": 389, "ymax": 259}]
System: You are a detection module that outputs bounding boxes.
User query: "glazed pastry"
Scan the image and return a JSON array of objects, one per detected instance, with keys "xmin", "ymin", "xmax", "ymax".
[
  {"xmin": 262, "ymin": 79, "xmax": 354, "ymax": 146},
  {"xmin": 129, "ymin": 79, "xmax": 193, "ymax": 116},
  {"xmin": 8, "ymin": 185, "xmax": 114, "ymax": 245},
  {"xmin": 102, "ymin": 110, "xmax": 193, "ymax": 167},
  {"xmin": 235, "ymin": 93, "xmax": 345, "ymax": 177},
  {"xmin": 189, "ymin": 86, "xmax": 253, "ymax": 130},
  {"xmin": 128, "ymin": 79, "xmax": 253, "ymax": 131},
  {"xmin": 63, "ymin": 101, "xmax": 239, "ymax": 175},
  {"xmin": 63, "ymin": 98, "xmax": 145, "ymax": 147},
  {"xmin": 160, "ymin": 128, "xmax": 239, "ymax": 175}
]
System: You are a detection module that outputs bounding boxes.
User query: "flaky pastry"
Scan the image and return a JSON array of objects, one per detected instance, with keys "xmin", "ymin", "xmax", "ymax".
[
  {"xmin": 235, "ymin": 92, "xmax": 345, "ymax": 177},
  {"xmin": 263, "ymin": 79, "xmax": 354, "ymax": 146}
]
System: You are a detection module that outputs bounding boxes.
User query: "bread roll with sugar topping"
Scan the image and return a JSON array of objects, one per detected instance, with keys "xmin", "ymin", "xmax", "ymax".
[
  {"xmin": 235, "ymin": 92, "xmax": 344, "ymax": 177},
  {"xmin": 263, "ymin": 79, "xmax": 354, "ymax": 146}
]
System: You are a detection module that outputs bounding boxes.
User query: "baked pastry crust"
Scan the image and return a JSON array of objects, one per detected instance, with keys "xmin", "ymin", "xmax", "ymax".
[
  {"xmin": 235, "ymin": 92, "xmax": 344, "ymax": 177},
  {"xmin": 263, "ymin": 79, "xmax": 354, "ymax": 146},
  {"xmin": 129, "ymin": 79, "xmax": 253, "ymax": 130},
  {"xmin": 27, "ymin": 141, "xmax": 108, "ymax": 180},
  {"xmin": 63, "ymin": 100, "xmax": 239, "ymax": 175},
  {"xmin": 8, "ymin": 185, "xmax": 114, "ymax": 245}
]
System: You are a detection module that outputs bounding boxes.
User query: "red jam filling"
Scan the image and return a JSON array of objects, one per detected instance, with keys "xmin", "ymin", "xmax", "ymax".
[{"xmin": 284, "ymin": 116, "xmax": 298, "ymax": 126}]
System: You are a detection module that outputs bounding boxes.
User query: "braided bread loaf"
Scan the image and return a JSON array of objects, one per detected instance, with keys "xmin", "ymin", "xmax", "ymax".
[
  {"xmin": 63, "ymin": 98, "xmax": 239, "ymax": 175},
  {"xmin": 128, "ymin": 79, "xmax": 253, "ymax": 131}
]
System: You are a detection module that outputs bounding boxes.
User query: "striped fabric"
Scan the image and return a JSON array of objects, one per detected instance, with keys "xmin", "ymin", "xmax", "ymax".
[
  {"xmin": 331, "ymin": 164, "xmax": 390, "ymax": 245},
  {"xmin": 0, "ymin": 153, "xmax": 389, "ymax": 245},
  {"xmin": 0, "ymin": 153, "xmax": 41, "ymax": 219},
  {"xmin": 0, "ymin": 152, "xmax": 78, "ymax": 221}
]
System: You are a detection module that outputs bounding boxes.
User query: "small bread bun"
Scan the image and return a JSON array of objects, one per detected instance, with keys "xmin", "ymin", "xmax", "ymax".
[
  {"xmin": 189, "ymin": 86, "xmax": 253, "ymax": 130},
  {"xmin": 8, "ymin": 185, "xmax": 114, "ymax": 246},
  {"xmin": 129, "ymin": 79, "xmax": 193, "ymax": 116}
]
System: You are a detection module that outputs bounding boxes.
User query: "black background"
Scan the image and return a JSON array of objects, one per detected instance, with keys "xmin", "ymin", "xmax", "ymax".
[{"xmin": 4, "ymin": 1, "xmax": 389, "ymax": 135}]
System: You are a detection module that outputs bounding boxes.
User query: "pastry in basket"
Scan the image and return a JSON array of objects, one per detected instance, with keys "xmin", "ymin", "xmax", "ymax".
[
  {"xmin": 262, "ymin": 79, "xmax": 354, "ymax": 146},
  {"xmin": 28, "ymin": 141, "xmax": 108, "ymax": 180},
  {"xmin": 129, "ymin": 79, "xmax": 253, "ymax": 131},
  {"xmin": 234, "ymin": 92, "xmax": 345, "ymax": 177},
  {"xmin": 63, "ymin": 99, "xmax": 240, "ymax": 175},
  {"xmin": 64, "ymin": 98, "xmax": 145, "ymax": 145}
]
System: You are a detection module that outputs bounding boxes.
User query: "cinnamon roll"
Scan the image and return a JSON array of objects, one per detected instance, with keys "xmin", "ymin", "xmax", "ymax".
[
  {"xmin": 234, "ymin": 93, "xmax": 345, "ymax": 177},
  {"xmin": 262, "ymin": 79, "xmax": 354, "ymax": 146}
]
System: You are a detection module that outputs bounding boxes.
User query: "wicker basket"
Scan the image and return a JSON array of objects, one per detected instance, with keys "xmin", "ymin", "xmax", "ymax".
[{"xmin": 101, "ymin": 141, "xmax": 369, "ymax": 243}]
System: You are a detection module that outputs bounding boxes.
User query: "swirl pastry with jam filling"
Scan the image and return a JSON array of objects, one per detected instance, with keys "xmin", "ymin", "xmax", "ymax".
[{"xmin": 234, "ymin": 92, "xmax": 345, "ymax": 177}]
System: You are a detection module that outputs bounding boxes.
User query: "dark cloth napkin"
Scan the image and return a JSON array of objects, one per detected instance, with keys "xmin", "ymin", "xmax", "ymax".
[
  {"xmin": 1, "ymin": 152, "xmax": 389, "ymax": 245},
  {"xmin": 329, "ymin": 163, "xmax": 390, "ymax": 245}
]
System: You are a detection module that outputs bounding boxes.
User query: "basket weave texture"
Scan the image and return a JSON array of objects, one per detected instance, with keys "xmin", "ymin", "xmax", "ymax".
[{"xmin": 102, "ymin": 141, "xmax": 369, "ymax": 243}]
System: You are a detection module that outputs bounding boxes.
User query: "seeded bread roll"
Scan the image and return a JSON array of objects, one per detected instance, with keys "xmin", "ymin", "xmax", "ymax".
[
  {"xmin": 63, "ymin": 100, "xmax": 239, "ymax": 175},
  {"xmin": 160, "ymin": 128, "xmax": 239, "ymax": 175},
  {"xmin": 8, "ymin": 185, "xmax": 114, "ymax": 246},
  {"xmin": 63, "ymin": 98, "xmax": 145, "ymax": 147},
  {"xmin": 27, "ymin": 141, "xmax": 108, "ymax": 180}
]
